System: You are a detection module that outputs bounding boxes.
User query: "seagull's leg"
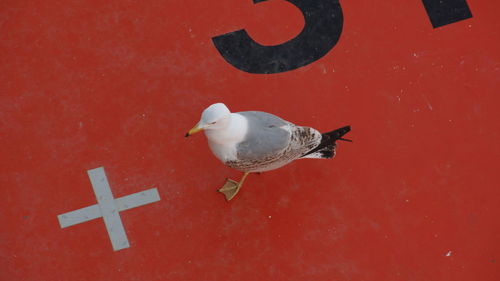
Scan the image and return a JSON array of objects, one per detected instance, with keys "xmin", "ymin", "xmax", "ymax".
[{"xmin": 218, "ymin": 172, "xmax": 250, "ymax": 201}]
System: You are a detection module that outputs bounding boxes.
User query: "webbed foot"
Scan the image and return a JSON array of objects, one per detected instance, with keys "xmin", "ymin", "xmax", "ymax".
[{"xmin": 217, "ymin": 179, "xmax": 241, "ymax": 201}]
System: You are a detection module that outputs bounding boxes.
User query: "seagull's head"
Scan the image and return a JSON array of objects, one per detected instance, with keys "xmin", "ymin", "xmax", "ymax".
[{"xmin": 185, "ymin": 103, "xmax": 231, "ymax": 137}]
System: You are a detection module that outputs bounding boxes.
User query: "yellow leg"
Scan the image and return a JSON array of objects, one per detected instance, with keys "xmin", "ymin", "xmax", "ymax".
[{"xmin": 217, "ymin": 172, "xmax": 250, "ymax": 201}]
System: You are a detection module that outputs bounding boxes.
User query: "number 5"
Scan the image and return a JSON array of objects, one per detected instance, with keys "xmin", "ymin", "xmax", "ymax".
[{"xmin": 212, "ymin": 0, "xmax": 344, "ymax": 74}]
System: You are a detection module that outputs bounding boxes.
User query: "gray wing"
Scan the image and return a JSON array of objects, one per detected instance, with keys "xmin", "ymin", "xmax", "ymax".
[{"xmin": 235, "ymin": 111, "xmax": 292, "ymax": 161}]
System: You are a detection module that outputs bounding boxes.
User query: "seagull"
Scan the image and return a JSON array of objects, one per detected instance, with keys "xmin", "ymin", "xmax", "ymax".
[{"xmin": 185, "ymin": 103, "xmax": 351, "ymax": 201}]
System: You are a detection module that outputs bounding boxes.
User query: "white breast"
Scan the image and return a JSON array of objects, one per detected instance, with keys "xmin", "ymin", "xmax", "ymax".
[{"xmin": 204, "ymin": 113, "xmax": 248, "ymax": 163}]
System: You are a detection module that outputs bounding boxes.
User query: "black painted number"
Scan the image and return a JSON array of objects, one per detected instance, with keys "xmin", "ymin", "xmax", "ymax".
[
  {"xmin": 422, "ymin": 0, "xmax": 472, "ymax": 28},
  {"xmin": 212, "ymin": 0, "xmax": 473, "ymax": 74},
  {"xmin": 212, "ymin": 0, "xmax": 343, "ymax": 74}
]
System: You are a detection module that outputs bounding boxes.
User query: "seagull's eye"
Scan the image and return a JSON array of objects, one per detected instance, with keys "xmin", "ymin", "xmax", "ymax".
[{"xmin": 210, "ymin": 121, "xmax": 217, "ymax": 125}]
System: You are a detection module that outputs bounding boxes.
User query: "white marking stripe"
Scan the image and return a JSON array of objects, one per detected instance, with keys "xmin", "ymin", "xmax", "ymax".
[
  {"xmin": 88, "ymin": 167, "xmax": 129, "ymax": 251},
  {"xmin": 57, "ymin": 188, "xmax": 160, "ymax": 228},
  {"xmin": 57, "ymin": 167, "xmax": 161, "ymax": 251}
]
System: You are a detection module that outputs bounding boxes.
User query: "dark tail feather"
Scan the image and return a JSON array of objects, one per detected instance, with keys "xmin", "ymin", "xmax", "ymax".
[
  {"xmin": 327, "ymin": 125, "xmax": 352, "ymax": 142},
  {"xmin": 301, "ymin": 125, "xmax": 351, "ymax": 159}
]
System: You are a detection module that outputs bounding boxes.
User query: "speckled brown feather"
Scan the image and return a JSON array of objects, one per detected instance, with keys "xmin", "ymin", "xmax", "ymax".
[{"xmin": 225, "ymin": 125, "xmax": 321, "ymax": 172}]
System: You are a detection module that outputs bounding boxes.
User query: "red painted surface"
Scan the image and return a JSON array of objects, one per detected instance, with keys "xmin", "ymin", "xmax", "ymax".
[{"xmin": 1, "ymin": 1, "xmax": 499, "ymax": 280}]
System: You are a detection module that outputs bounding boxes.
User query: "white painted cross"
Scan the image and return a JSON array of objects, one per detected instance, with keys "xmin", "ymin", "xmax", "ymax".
[{"xmin": 57, "ymin": 167, "xmax": 161, "ymax": 251}]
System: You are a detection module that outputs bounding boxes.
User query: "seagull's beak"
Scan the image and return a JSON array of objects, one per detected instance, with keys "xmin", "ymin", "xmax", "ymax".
[{"xmin": 185, "ymin": 122, "xmax": 204, "ymax": 137}]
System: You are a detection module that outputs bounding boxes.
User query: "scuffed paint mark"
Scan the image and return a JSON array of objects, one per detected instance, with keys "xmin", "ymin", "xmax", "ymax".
[{"xmin": 421, "ymin": 94, "xmax": 433, "ymax": 111}]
